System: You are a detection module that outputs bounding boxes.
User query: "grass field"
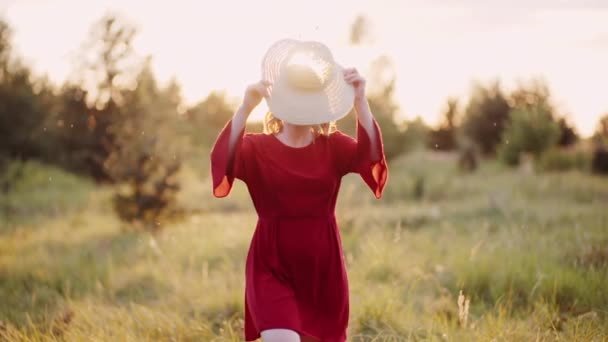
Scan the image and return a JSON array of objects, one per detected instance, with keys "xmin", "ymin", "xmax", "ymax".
[{"xmin": 1, "ymin": 152, "xmax": 607, "ymax": 341}]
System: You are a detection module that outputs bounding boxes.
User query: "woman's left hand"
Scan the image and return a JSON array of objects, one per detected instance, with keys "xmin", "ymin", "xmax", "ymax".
[{"xmin": 343, "ymin": 68, "xmax": 366, "ymax": 104}]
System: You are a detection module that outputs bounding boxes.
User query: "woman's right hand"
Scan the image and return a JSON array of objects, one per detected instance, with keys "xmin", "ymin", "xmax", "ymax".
[{"xmin": 241, "ymin": 80, "xmax": 272, "ymax": 114}]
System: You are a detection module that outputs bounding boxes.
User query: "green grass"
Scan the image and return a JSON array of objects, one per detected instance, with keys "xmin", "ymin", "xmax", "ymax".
[
  {"xmin": 0, "ymin": 160, "xmax": 94, "ymax": 231},
  {"xmin": 1, "ymin": 152, "xmax": 607, "ymax": 341}
]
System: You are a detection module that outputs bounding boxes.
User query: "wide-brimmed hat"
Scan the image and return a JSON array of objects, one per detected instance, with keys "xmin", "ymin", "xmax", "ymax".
[{"xmin": 261, "ymin": 39, "xmax": 355, "ymax": 125}]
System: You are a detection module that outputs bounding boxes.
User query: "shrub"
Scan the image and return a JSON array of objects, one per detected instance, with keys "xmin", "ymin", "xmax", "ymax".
[
  {"xmin": 427, "ymin": 128, "xmax": 456, "ymax": 151},
  {"xmin": 590, "ymin": 115, "xmax": 608, "ymax": 175},
  {"xmin": 557, "ymin": 117, "xmax": 579, "ymax": 147},
  {"xmin": 458, "ymin": 140, "xmax": 479, "ymax": 172},
  {"xmin": 591, "ymin": 146, "xmax": 608, "ymax": 175},
  {"xmin": 537, "ymin": 148, "xmax": 590, "ymax": 172},
  {"xmin": 461, "ymin": 82, "xmax": 511, "ymax": 155},
  {"xmin": 105, "ymin": 65, "xmax": 185, "ymax": 231},
  {"xmin": 498, "ymin": 106, "xmax": 560, "ymax": 166},
  {"xmin": 592, "ymin": 114, "xmax": 608, "ymax": 146},
  {"xmin": 401, "ymin": 117, "xmax": 428, "ymax": 153},
  {"xmin": 427, "ymin": 98, "xmax": 459, "ymax": 151}
]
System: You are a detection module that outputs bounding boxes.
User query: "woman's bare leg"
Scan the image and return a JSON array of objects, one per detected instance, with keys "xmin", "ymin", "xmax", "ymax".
[{"xmin": 261, "ymin": 329, "xmax": 300, "ymax": 342}]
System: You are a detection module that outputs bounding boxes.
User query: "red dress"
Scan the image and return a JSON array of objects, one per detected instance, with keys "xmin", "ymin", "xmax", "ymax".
[{"xmin": 210, "ymin": 117, "xmax": 388, "ymax": 342}]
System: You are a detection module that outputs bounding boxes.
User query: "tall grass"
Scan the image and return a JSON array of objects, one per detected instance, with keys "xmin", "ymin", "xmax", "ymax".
[
  {"xmin": 1, "ymin": 152, "xmax": 607, "ymax": 341},
  {"xmin": 0, "ymin": 161, "xmax": 93, "ymax": 231}
]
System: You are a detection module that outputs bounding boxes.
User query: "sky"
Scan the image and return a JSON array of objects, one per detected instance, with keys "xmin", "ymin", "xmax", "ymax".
[{"xmin": 1, "ymin": 0, "xmax": 607, "ymax": 136}]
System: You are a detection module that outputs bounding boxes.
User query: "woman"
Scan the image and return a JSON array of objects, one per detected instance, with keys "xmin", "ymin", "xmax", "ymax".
[{"xmin": 210, "ymin": 39, "xmax": 388, "ymax": 342}]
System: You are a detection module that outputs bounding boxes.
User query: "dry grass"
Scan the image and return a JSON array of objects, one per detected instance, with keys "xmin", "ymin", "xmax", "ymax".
[{"xmin": 1, "ymin": 151, "xmax": 607, "ymax": 341}]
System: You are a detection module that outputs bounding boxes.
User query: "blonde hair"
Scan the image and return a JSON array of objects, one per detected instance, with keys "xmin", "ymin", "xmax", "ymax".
[{"xmin": 263, "ymin": 112, "xmax": 336, "ymax": 136}]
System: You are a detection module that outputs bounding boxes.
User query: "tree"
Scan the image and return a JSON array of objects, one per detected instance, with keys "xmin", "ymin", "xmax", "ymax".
[
  {"xmin": 498, "ymin": 106, "xmax": 560, "ymax": 166},
  {"xmin": 509, "ymin": 79, "xmax": 553, "ymax": 113},
  {"xmin": 363, "ymin": 56, "xmax": 405, "ymax": 159},
  {"xmin": 444, "ymin": 98, "xmax": 458, "ymax": 131},
  {"xmin": 401, "ymin": 116, "xmax": 429, "ymax": 153},
  {"xmin": 344, "ymin": 15, "xmax": 407, "ymax": 159},
  {"xmin": 104, "ymin": 62, "xmax": 186, "ymax": 230},
  {"xmin": 461, "ymin": 81, "xmax": 511, "ymax": 155},
  {"xmin": 349, "ymin": 15, "xmax": 374, "ymax": 45},
  {"xmin": 0, "ymin": 20, "xmax": 54, "ymax": 165},
  {"xmin": 427, "ymin": 98, "xmax": 459, "ymax": 151},
  {"xmin": 591, "ymin": 114, "xmax": 608, "ymax": 175},
  {"xmin": 64, "ymin": 15, "xmax": 187, "ymax": 229},
  {"xmin": 0, "ymin": 19, "xmax": 10, "ymax": 80},
  {"xmin": 77, "ymin": 14, "xmax": 139, "ymax": 108},
  {"xmin": 556, "ymin": 117, "xmax": 578, "ymax": 147},
  {"xmin": 334, "ymin": 55, "xmax": 404, "ymax": 159},
  {"xmin": 497, "ymin": 80, "xmax": 561, "ymax": 166},
  {"xmin": 367, "ymin": 78, "xmax": 405, "ymax": 160},
  {"xmin": 593, "ymin": 114, "xmax": 608, "ymax": 146},
  {"xmin": 68, "ymin": 14, "xmax": 141, "ymax": 180},
  {"xmin": 186, "ymin": 91, "xmax": 236, "ymax": 146},
  {"xmin": 46, "ymin": 84, "xmax": 99, "ymax": 174}
]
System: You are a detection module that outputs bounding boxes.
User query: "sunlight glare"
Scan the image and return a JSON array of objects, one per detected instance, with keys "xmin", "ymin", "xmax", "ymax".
[
  {"xmin": 3, "ymin": 0, "xmax": 608, "ymax": 135},
  {"xmin": 287, "ymin": 51, "xmax": 330, "ymax": 86}
]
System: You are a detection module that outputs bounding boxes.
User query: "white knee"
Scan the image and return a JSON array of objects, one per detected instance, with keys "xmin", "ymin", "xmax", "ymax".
[{"xmin": 261, "ymin": 328, "xmax": 301, "ymax": 342}]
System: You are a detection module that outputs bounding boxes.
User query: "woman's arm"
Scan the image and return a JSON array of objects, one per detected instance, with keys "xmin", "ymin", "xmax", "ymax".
[
  {"xmin": 354, "ymin": 98, "xmax": 380, "ymax": 162},
  {"xmin": 226, "ymin": 80, "xmax": 271, "ymax": 160},
  {"xmin": 228, "ymin": 106, "xmax": 249, "ymax": 156},
  {"xmin": 344, "ymin": 68, "xmax": 380, "ymax": 162},
  {"xmin": 210, "ymin": 80, "xmax": 270, "ymax": 197}
]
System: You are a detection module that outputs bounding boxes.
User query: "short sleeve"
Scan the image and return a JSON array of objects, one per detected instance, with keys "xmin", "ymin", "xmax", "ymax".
[
  {"xmin": 331, "ymin": 117, "xmax": 388, "ymax": 199},
  {"xmin": 210, "ymin": 119, "xmax": 252, "ymax": 198}
]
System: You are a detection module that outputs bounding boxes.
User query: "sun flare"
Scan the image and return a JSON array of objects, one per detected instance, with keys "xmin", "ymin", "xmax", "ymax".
[{"xmin": 287, "ymin": 51, "xmax": 331, "ymax": 87}]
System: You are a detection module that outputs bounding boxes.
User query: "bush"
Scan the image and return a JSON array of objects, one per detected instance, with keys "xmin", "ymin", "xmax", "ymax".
[
  {"xmin": 401, "ymin": 117, "xmax": 428, "ymax": 153},
  {"xmin": 427, "ymin": 128, "xmax": 456, "ymax": 151},
  {"xmin": 427, "ymin": 98, "xmax": 459, "ymax": 151},
  {"xmin": 186, "ymin": 91, "xmax": 237, "ymax": 147},
  {"xmin": 461, "ymin": 82, "xmax": 511, "ymax": 155},
  {"xmin": 458, "ymin": 140, "xmax": 479, "ymax": 172},
  {"xmin": 537, "ymin": 148, "xmax": 590, "ymax": 172},
  {"xmin": 591, "ymin": 115, "xmax": 608, "ymax": 175},
  {"xmin": 593, "ymin": 114, "xmax": 608, "ymax": 146},
  {"xmin": 557, "ymin": 117, "xmax": 578, "ymax": 147},
  {"xmin": 367, "ymin": 81, "xmax": 406, "ymax": 160},
  {"xmin": 104, "ymin": 65, "xmax": 185, "ymax": 231},
  {"xmin": 591, "ymin": 146, "xmax": 608, "ymax": 175},
  {"xmin": 498, "ymin": 106, "xmax": 560, "ymax": 166}
]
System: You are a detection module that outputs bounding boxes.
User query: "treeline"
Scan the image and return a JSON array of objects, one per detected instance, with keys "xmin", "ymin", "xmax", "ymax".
[
  {"xmin": 2, "ymin": 14, "xmax": 607, "ymax": 230},
  {"xmin": 0, "ymin": 15, "xmax": 243, "ymax": 229},
  {"xmin": 0, "ymin": 16, "xmax": 244, "ymax": 176},
  {"xmin": 424, "ymin": 80, "xmax": 608, "ymax": 173},
  {"xmin": 338, "ymin": 60, "xmax": 608, "ymax": 174},
  {"xmin": 344, "ymin": 15, "xmax": 608, "ymax": 172}
]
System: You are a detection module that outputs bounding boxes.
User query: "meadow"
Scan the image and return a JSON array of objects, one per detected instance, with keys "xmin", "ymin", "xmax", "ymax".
[{"xmin": 1, "ymin": 151, "xmax": 607, "ymax": 341}]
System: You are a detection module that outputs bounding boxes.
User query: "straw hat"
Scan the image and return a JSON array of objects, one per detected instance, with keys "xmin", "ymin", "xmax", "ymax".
[{"xmin": 262, "ymin": 39, "xmax": 355, "ymax": 125}]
